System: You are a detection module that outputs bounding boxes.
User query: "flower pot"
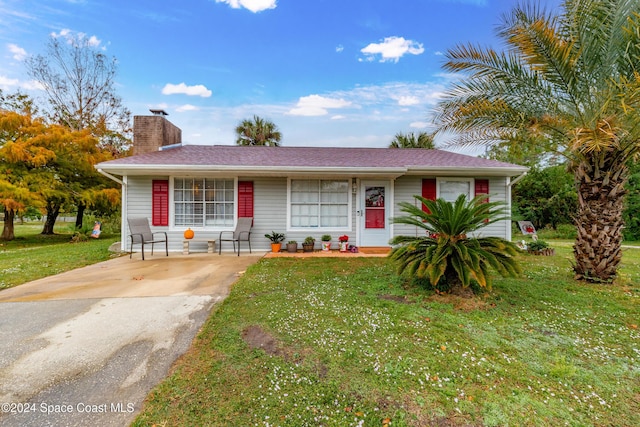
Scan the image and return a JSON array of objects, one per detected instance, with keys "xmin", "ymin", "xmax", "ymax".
[
  {"xmin": 270, "ymin": 243, "xmax": 282, "ymax": 253},
  {"xmin": 286, "ymin": 243, "xmax": 298, "ymax": 253},
  {"xmin": 321, "ymin": 241, "xmax": 331, "ymax": 251},
  {"xmin": 302, "ymin": 243, "xmax": 314, "ymax": 253},
  {"xmin": 339, "ymin": 241, "xmax": 348, "ymax": 252},
  {"xmin": 528, "ymin": 248, "xmax": 555, "ymax": 256}
]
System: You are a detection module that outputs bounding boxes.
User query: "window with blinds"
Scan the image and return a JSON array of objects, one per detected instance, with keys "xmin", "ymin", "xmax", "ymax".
[{"xmin": 290, "ymin": 179, "xmax": 349, "ymax": 229}]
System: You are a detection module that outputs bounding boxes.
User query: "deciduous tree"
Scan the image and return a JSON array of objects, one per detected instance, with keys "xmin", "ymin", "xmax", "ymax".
[
  {"xmin": 25, "ymin": 32, "xmax": 130, "ymax": 228},
  {"xmin": 0, "ymin": 110, "xmax": 55, "ymax": 240},
  {"xmin": 512, "ymin": 165, "xmax": 577, "ymax": 230}
]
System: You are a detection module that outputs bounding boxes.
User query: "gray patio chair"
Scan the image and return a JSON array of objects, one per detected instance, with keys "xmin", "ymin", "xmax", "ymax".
[
  {"xmin": 127, "ymin": 217, "xmax": 168, "ymax": 260},
  {"xmin": 219, "ymin": 217, "xmax": 253, "ymax": 256}
]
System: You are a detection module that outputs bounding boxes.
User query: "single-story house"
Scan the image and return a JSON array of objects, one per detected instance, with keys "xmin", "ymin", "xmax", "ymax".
[{"xmin": 95, "ymin": 113, "xmax": 528, "ymax": 253}]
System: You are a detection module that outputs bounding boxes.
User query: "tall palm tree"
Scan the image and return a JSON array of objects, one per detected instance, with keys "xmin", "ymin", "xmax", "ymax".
[
  {"xmin": 235, "ymin": 115, "xmax": 282, "ymax": 146},
  {"xmin": 389, "ymin": 131, "xmax": 436, "ymax": 149},
  {"xmin": 433, "ymin": 0, "xmax": 640, "ymax": 283}
]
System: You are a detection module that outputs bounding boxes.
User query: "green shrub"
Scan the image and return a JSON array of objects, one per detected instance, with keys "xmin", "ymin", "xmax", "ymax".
[
  {"xmin": 527, "ymin": 240, "xmax": 550, "ymax": 251},
  {"xmin": 390, "ymin": 194, "xmax": 521, "ymax": 294}
]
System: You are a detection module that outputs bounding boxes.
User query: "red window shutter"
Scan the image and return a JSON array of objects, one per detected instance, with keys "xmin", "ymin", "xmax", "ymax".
[
  {"xmin": 238, "ymin": 181, "xmax": 254, "ymax": 219},
  {"xmin": 475, "ymin": 179, "xmax": 490, "ymax": 223},
  {"xmin": 421, "ymin": 179, "xmax": 437, "ymax": 214},
  {"xmin": 152, "ymin": 180, "xmax": 169, "ymax": 226},
  {"xmin": 474, "ymin": 179, "xmax": 489, "ymax": 203}
]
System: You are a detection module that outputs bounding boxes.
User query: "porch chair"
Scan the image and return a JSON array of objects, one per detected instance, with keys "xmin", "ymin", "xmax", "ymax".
[
  {"xmin": 219, "ymin": 217, "xmax": 253, "ymax": 256},
  {"xmin": 127, "ymin": 217, "xmax": 168, "ymax": 260}
]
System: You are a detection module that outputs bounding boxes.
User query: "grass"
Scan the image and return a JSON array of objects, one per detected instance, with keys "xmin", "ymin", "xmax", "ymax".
[
  {"xmin": 132, "ymin": 246, "xmax": 640, "ymax": 427},
  {"xmin": 0, "ymin": 223, "xmax": 120, "ymax": 290}
]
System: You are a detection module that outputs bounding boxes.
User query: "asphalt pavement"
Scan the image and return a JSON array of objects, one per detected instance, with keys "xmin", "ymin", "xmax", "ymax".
[{"xmin": 0, "ymin": 252, "xmax": 262, "ymax": 427}]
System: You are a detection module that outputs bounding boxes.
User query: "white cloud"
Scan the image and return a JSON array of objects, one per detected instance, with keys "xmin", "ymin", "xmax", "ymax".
[
  {"xmin": 51, "ymin": 29, "xmax": 103, "ymax": 48},
  {"xmin": 0, "ymin": 75, "xmax": 20, "ymax": 89},
  {"xmin": 51, "ymin": 28, "xmax": 72, "ymax": 39},
  {"xmin": 335, "ymin": 45, "xmax": 344, "ymax": 53},
  {"xmin": 162, "ymin": 82, "xmax": 212, "ymax": 97},
  {"xmin": 150, "ymin": 102, "xmax": 169, "ymax": 111},
  {"xmin": 288, "ymin": 94, "xmax": 352, "ymax": 116},
  {"xmin": 7, "ymin": 43, "xmax": 27, "ymax": 61},
  {"xmin": 215, "ymin": 0, "xmax": 276, "ymax": 13},
  {"xmin": 397, "ymin": 95, "xmax": 420, "ymax": 106},
  {"xmin": 176, "ymin": 104, "xmax": 199, "ymax": 112},
  {"xmin": 87, "ymin": 35, "xmax": 101, "ymax": 47},
  {"xmin": 0, "ymin": 75, "xmax": 43, "ymax": 91},
  {"xmin": 410, "ymin": 121, "xmax": 430, "ymax": 129},
  {"xmin": 361, "ymin": 36, "xmax": 424, "ymax": 63},
  {"xmin": 331, "ymin": 115, "xmax": 346, "ymax": 120}
]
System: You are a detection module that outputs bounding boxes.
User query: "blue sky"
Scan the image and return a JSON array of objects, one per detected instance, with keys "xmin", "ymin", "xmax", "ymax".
[{"xmin": 0, "ymin": 0, "xmax": 561, "ymax": 149}]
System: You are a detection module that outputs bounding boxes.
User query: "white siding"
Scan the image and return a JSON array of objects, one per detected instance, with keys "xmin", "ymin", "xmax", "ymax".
[
  {"xmin": 248, "ymin": 177, "xmax": 287, "ymax": 251},
  {"xmin": 392, "ymin": 176, "xmax": 511, "ymax": 240},
  {"xmin": 392, "ymin": 176, "xmax": 424, "ymax": 239},
  {"xmin": 124, "ymin": 176, "xmax": 176, "ymax": 252}
]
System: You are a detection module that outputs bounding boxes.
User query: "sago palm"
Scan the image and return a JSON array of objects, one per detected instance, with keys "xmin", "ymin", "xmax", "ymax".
[
  {"xmin": 433, "ymin": 0, "xmax": 640, "ymax": 282},
  {"xmin": 390, "ymin": 194, "xmax": 521, "ymax": 293}
]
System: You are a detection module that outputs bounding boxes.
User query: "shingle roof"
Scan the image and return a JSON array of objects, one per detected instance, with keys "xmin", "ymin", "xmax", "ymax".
[{"xmin": 97, "ymin": 145, "xmax": 526, "ymax": 175}]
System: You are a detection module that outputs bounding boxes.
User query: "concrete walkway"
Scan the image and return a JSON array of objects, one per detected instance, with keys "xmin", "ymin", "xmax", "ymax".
[{"xmin": 0, "ymin": 252, "xmax": 262, "ymax": 427}]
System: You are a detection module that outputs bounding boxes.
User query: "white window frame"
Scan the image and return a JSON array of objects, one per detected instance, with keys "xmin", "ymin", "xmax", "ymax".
[
  {"xmin": 171, "ymin": 177, "xmax": 237, "ymax": 229},
  {"xmin": 436, "ymin": 177, "xmax": 474, "ymax": 203},
  {"xmin": 287, "ymin": 178, "xmax": 352, "ymax": 231}
]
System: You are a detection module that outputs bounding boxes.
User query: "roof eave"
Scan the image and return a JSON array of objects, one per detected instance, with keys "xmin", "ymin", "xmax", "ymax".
[
  {"xmin": 94, "ymin": 164, "xmax": 409, "ymax": 178},
  {"xmin": 405, "ymin": 165, "xmax": 529, "ymax": 177},
  {"xmin": 95, "ymin": 164, "xmax": 529, "ymax": 178}
]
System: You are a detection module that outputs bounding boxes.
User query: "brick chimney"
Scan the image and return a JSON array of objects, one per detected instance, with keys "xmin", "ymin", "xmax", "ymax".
[{"xmin": 133, "ymin": 109, "xmax": 182, "ymax": 155}]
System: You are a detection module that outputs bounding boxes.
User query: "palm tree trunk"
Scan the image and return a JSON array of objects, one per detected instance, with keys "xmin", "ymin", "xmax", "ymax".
[{"xmin": 572, "ymin": 157, "xmax": 628, "ymax": 283}]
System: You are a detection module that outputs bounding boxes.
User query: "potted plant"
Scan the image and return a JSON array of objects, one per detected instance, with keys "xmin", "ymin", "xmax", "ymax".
[
  {"xmin": 321, "ymin": 234, "xmax": 332, "ymax": 251},
  {"xmin": 302, "ymin": 236, "xmax": 315, "ymax": 252},
  {"xmin": 527, "ymin": 239, "xmax": 554, "ymax": 256},
  {"xmin": 264, "ymin": 231, "xmax": 285, "ymax": 253},
  {"xmin": 286, "ymin": 240, "xmax": 298, "ymax": 253},
  {"xmin": 338, "ymin": 234, "xmax": 349, "ymax": 252}
]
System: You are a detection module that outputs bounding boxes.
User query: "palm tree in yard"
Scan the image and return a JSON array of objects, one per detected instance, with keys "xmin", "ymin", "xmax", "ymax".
[
  {"xmin": 390, "ymin": 194, "xmax": 521, "ymax": 295},
  {"xmin": 433, "ymin": 0, "xmax": 640, "ymax": 283},
  {"xmin": 389, "ymin": 131, "xmax": 436, "ymax": 149},
  {"xmin": 235, "ymin": 115, "xmax": 282, "ymax": 146}
]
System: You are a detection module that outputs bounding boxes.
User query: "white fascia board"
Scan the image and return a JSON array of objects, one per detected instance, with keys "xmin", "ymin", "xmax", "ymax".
[
  {"xmin": 95, "ymin": 164, "xmax": 408, "ymax": 178},
  {"xmin": 405, "ymin": 166, "xmax": 529, "ymax": 177}
]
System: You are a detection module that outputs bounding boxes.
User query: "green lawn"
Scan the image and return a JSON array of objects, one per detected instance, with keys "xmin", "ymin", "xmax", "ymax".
[
  {"xmin": 0, "ymin": 223, "xmax": 119, "ymax": 289},
  {"xmin": 132, "ymin": 246, "xmax": 640, "ymax": 427}
]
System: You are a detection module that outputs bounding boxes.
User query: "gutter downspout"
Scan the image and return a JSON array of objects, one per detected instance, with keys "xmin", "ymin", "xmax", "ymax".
[
  {"xmin": 97, "ymin": 168, "xmax": 127, "ymax": 251},
  {"xmin": 97, "ymin": 168, "xmax": 124, "ymax": 186},
  {"xmin": 505, "ymin": 171, "xmax": 528, "ymax": 241},
  {"xmin": 508, "ymin": 171, "xmax": 528, "ymax": 188}
]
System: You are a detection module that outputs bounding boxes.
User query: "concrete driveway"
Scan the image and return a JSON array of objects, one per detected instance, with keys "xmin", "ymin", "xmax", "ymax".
[{"xmin": 0, "ymin": 252, "xmax": 262, "ymax": 427}]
